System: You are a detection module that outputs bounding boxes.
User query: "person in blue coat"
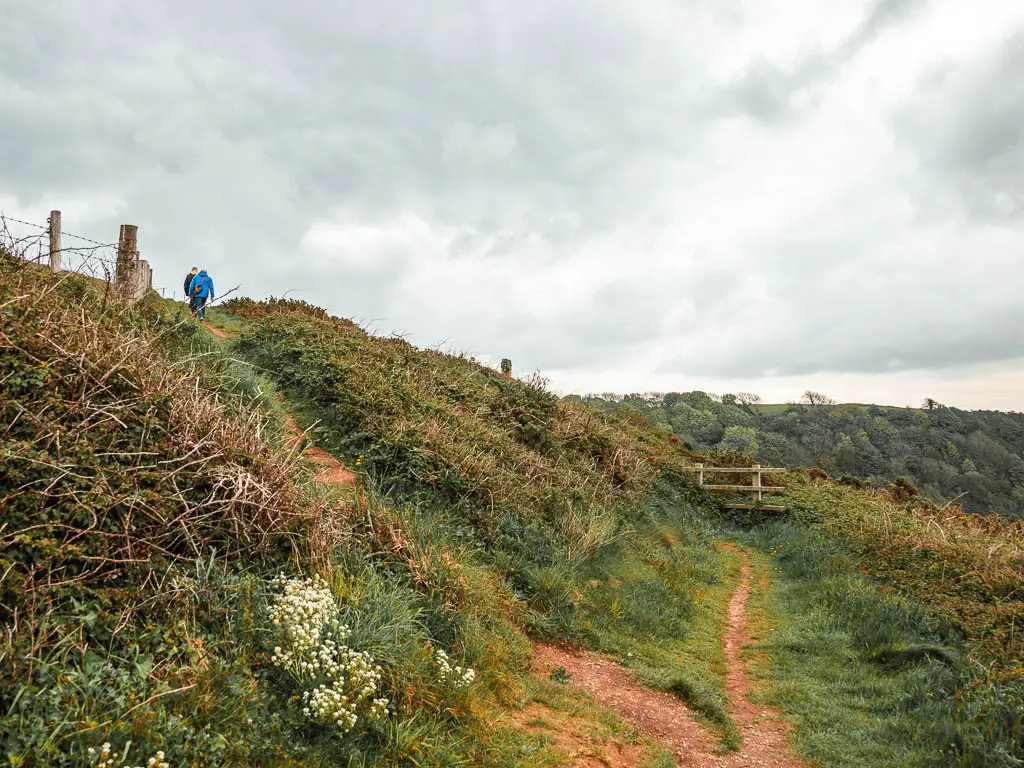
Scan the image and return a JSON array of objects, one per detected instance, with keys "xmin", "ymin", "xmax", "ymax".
[{"xmin": 188, "ymin": 269, "xmax": 215, "ymax": 320}]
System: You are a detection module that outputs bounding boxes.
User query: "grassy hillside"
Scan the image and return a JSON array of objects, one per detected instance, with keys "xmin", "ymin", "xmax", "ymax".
[
  {"xmin": 0, "ymin": 256, "xmax": 564, "ymax": 767},
  {"xmin": 580, "ymin": 392, "xmax": 1024, "ymax": 518},
  {"xmin": 2, "ymin": 260, "xmax": 1021, "ymax": 767},
  {"xmin": 221, "ymin": 300, "xmax": 753, "ymax": 740},
  {"xmin": 0, "ymin": 260, "xmax": 708, "ymax": 767}
]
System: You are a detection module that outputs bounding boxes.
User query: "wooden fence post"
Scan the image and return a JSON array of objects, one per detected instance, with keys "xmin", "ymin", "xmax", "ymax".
[
  {"xmin": 696, "ymin": 462, "xmax": 704, "ymax": 487},
  {"xmin": 753, "ymin": 463, "xmax": 762, "ymax": 501},
  {"xmin": 116, "ymin": 224, "xmax": 138, "ymax": 286},
  {"xmin": 115, "ymin": 224, "xmax": 151, "ymax": 301},
  {"xmin": 48, "ymin": 210, "xmax": 61, "ymax": 272}
]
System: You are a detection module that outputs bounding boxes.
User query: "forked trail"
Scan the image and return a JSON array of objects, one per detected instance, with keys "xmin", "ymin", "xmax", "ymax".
[
  {"xmin": 209, "ymin": 321, "xmax": 801, "ymax": 766},
  {"xmin": 533, "ymin": 547, "xmax": 804, "ymax": 767}
]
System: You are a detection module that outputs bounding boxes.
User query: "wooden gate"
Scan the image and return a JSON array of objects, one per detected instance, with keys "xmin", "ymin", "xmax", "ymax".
[{"xmin": 684, "ymin": 464, "xmax": 787, "ymax": 510}]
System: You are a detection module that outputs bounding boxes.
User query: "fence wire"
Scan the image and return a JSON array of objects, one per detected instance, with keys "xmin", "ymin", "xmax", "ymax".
[{"xmin": 1, "ymin": 213, "xmax": 120, "ymax": 282}]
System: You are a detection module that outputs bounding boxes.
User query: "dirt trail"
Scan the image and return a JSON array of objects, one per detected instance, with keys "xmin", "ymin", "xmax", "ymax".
[
  {"xmin": 201, "ymin": 321, "xmax": 358, "ymax": 486},
  {"xmin": 716, "ymin": 545, "xmax": 803, "ymax": 768},
  {"xmin": 532, "ymin": 644, "xmax": 716, "ymax": 764},
  {"xmin": 533, "ymin": 548, "xmax": 803, "ymax": 768},
  {"xmin": 282, "ymin": 414, "xmax": 359, "ymax": 488}
]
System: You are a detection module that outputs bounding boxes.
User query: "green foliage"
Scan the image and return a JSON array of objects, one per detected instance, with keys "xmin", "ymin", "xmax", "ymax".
[
  {"xmin": 888, "ymin": 475, "xmax": 920, "ymax": 502},
  {"xmin": 220, "ymin": 295, "xmax": 330, "ymax": 320},
  {"xmin": 717, "ymin": 425, "xmax": 758, "ymax": 455},
  {"xmin": 548, "ymin": 667, "xmax": 570, "ymax": 684},
  {"xmin": 583, "ymin": 392, "xmax": 1024, "ymax": 518}
]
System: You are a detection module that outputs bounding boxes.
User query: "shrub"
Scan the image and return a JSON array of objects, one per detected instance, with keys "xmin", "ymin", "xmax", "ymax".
[
  {"xmin": 889, "ymin": 475, "xmax": 920, "ymax": 502},
  {"xmin": 220, "ymin": 295, "xmax": 331, "ymax": 320}
]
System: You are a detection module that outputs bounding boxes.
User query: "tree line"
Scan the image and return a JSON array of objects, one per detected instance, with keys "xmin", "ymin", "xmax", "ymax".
[{"xmin": 570, "ymin": 391, "xmax": 1024, "ymax": 519}]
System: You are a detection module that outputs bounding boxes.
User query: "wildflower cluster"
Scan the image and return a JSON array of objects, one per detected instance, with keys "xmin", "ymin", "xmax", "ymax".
[
  {"xmin": 434, "ymin": 649, "xmax": 475, "ymax": 690},
  {"xmin": 268, "ymin": 574, "xmax": 337, "ymax": 663},
  {"xmin": 268, "ymin": 574, "xmax": 389, "ymax": 732},
  {"xmin": 87, "ymin": 744, "xmax": 169, "ymax": 768}
]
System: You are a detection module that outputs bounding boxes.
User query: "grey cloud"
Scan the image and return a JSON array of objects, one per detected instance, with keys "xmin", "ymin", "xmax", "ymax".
[
  {"xmin": 891, "ymin": 32, "xmax": 1024, "ymax": 222},
  {"xmin": 1, "ymin": 0, "xmax": 1022, "ymax": 405},
  {"xmin": 729, "ymin": 57, "xmax": 817, "ymax": 124},
  {"xmin": 489, "ymin": 275, "xmax": 687, "ymax": 370},
  {"xmin": 2, "ymin": 0, "xmax": 723, "ymax": 238},
  {"xmin": 728, "ymin": 0, "xmax": 925, "ymax": 123},
  {"xmin": 660, "ymin": 219, "xmax": 1024, "ymax": 378},
  {"xmin": 677, "ymin": 298, "xmax": 1024, "ymax": 378},
  {"xmin": 272, "ymin": 250, "xmax": 413, "ymax": 326},
  {"xmin": 837, "ymin": 0, "xmax": 923, "ymax": 61}
]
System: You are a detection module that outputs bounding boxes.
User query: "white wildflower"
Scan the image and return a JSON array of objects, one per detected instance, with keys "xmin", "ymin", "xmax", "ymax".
[
  {"xmin": 434, "ymin": 648, "xmax": 475, "ymax": 690},
  {"xmin": 267, "ymin": 574, "xmax": 389, "ymax": 733},
  {"xmin": 86, "ymin": 743, "xmax": 172, "ymax": 768}
]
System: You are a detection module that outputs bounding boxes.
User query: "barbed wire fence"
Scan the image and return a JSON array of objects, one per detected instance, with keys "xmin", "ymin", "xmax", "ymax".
[{"xmin": 0, "ymin": 210, "xmax": 152, "ymax": 296}]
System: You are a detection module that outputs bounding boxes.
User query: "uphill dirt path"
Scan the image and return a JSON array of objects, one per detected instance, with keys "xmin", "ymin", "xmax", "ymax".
[
  {"xmin": 533, "ymin": 546, "xmax": 804, "ymax": 767},
  {"xmin": 201, "ymin": 322, "xmax": 359, "ymax": 487},
  {"xmin": 281, "ymin": 414, "xmax": 359, "ymax": 487}
]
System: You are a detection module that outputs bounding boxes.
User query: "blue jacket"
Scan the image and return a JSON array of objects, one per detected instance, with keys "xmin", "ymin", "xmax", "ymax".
[{"xmin": 188, "ymin": 271, "xmax": 214, "ymax": 299}]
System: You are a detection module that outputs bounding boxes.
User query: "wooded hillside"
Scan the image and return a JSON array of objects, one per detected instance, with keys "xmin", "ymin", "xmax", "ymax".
[{"xmin": 577, "ymin": 392, "xmax": 1024, "ymax": 518}]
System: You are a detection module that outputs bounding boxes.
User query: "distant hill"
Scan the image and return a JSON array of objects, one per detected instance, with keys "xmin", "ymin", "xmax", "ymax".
[{"xmin": 575, "ymin": 392, "xmax": 1024, "ymax": 518}]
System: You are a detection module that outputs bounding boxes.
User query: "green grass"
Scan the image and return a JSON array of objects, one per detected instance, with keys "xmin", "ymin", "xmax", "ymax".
[
  {"xmin": 204, "ymin": 307, "xmax": 248, "ymax": 337},
  {"xmin": 735, "ymin": 521, "xmax": 1023, "ymax": 768},
  {"xmin": 747, "ymin": 403, "xmax": 791, "ymax": 415},
  {"xmin": 779, "ymin": 477, "xmax": 1024, "ymax": 666},
  {"xmin": 512, "ymin": 674, "xmax": 676, "ymax": 767}
]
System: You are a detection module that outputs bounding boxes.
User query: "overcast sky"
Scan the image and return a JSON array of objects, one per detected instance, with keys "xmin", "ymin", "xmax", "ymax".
[{"xmin": 2, "ymin": 0, "xmax": 1023, "ymax": 409}]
